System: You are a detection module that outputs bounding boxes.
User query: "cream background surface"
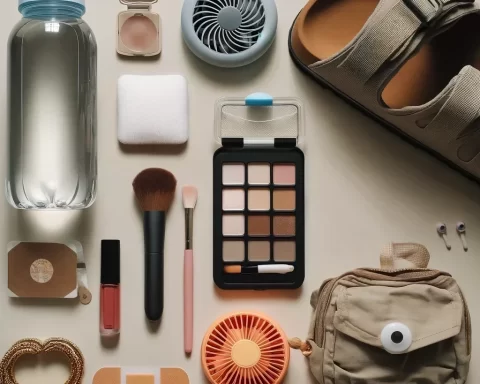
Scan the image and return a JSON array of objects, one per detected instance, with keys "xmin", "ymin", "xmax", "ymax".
[{"xmin": 1, "ymin": 0, "xmax": 480, "ymax": 383}]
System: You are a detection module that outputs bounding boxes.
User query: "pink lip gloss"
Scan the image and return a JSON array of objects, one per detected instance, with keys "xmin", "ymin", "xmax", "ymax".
[{"xmin": 100, "ymin": 240, "xmax": 120, "ymax": 336}]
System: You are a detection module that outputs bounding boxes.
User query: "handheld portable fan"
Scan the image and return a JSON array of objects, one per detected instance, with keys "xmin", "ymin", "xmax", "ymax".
[
  {"xmin": 181, "ymin": 0, "xmax": 278, "ymax": 68},
  {"xmin": 201, "ymin": 312, "xmax": 290, "ymax": 384}
]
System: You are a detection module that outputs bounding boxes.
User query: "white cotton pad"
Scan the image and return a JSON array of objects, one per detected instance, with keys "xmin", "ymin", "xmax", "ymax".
[{"xmin": 117, "ymin": 75, "xmax": 189, "ymax": 145}]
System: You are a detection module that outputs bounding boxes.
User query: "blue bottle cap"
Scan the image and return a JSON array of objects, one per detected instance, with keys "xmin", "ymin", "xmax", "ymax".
[{"xmin": 19, "ymin": 0, "xmax": 85, "ymax": 5}]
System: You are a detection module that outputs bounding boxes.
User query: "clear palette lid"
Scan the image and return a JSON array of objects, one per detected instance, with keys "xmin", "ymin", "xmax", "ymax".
[{"xmin": 215, "ymin": 93, "xmax": 304, "ymax": 146}]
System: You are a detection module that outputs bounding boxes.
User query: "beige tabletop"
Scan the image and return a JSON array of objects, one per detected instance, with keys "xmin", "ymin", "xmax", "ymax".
[{"xmin": 1, "ymin": 0, "xmax": 480, "ymax": 383}]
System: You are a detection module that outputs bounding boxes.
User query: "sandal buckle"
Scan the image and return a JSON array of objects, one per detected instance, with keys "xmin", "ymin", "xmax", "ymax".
[{"xmin": 404, "ymin": 0, "xmax": 443, "ymax": 25}]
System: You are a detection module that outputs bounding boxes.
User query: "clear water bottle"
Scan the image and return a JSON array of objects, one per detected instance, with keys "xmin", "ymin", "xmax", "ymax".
[{"xmin": 7, "ymin": 0, "xmax": 97, "ymax": 209}]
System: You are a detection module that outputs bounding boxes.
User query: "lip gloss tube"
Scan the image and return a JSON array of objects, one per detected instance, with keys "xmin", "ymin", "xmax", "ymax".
[{"xmin": 100, "ymin": 240, "xmax": 121, "ymax": 336}]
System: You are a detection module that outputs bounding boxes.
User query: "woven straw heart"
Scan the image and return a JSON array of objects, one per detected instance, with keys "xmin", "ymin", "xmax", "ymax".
[{"xmin": 0, "ymin": 338, "xmax": 84, "ymax": 384}]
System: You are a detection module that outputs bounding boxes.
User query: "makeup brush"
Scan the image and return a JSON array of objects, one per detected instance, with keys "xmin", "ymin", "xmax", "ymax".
[
  {"xmin": 133, "ymin": 168, "xmax": 177, "ymax": 321},
  {"xmin": 182, "ymin": 185, "xmax": 198, "ymax": 355}
]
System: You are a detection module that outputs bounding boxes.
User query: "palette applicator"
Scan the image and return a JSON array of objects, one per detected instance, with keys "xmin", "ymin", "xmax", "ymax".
[{"xmin": 133, "ymin": 168, "xmax": 177, "ymax": 321}]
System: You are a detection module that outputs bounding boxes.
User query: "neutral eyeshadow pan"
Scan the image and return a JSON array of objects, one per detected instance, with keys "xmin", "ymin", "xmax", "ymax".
[
  {"xmin": 248, "ymin": 189, "xmax": 270, "ymax": 211},
  {"xmin": 273, "ymin": 190, "xmax": 296, "ymax": 211},
  {"xmin": 223, "ymin": 164, "xmax": 245, "ymax": 185},
  {"xmin": 223, "ymin": 215, "xmax": 245, "ymax": 236},
  {"xmin": 248, "ymin": 216, "xmax": 270, "ymax": 236},
  {"xmin": 223, "ymin": 241, "xmax": 245, "ymax": 262},
  {"xmin": 248, "ymin": 241, "xmax": 271, "ymax": 261},
  {"xmin": 273, "ymin": 216, "xmax": 296, "ymax": 236},
  {"xmin": 274, "ymin": 241, "xmax": 296, "ymax": 262},
  {"xmin": 273, "ymin": 164, "xmax": 296, "ymax": 185},
  {"xmin": 223, "ymin": 189, "xmax": 245, "ymax": 211},
  {"xmin": 248, "ymin": 163, "xmax": 270, "ymax": 185}
]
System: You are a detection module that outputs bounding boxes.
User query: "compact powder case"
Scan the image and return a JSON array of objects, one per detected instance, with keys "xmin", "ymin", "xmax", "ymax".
[
  {"xmin": 213, "ymin": 93, "xmax": 305, "ymax": 290},
  {"xmin": 117, "ymin": 0, "xmax": 161, "ymax": 57}
]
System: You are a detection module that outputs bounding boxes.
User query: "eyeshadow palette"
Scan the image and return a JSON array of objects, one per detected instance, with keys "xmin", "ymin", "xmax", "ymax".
[{"xmin": 213, "ymin": 94, "xmax": 305, "ymax": 289}]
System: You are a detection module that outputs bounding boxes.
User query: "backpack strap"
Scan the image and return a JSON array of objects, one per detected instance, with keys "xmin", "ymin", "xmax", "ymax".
[
  {"xmin": 339, "ymin": 0, "xmax": 475, "ymax": 84},
  {"xmin": 422, "ymin": 66, "xmax": 480, "ymax": 162}
]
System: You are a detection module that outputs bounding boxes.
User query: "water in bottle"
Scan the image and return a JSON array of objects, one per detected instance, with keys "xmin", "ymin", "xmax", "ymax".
[{"xmin": 7, "ymin": 0, "xmax": 97, "ymax": 209}]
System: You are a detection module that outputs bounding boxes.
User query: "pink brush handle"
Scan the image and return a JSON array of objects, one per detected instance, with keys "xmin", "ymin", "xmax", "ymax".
[{"xmin": 184, "ymin": 250, "xmax": 194, "ymax": 354}]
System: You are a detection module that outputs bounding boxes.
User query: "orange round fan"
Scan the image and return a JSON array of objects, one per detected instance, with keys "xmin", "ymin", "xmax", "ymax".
[{"xmin": 201, "ymin": 312, "xmax": 290, "ymax": 384}]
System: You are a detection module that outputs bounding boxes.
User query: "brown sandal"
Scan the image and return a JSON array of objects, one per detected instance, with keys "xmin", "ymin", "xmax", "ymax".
[{"xmin": 290, "ymin": 0, "xmax": 480, "ymax": 181}]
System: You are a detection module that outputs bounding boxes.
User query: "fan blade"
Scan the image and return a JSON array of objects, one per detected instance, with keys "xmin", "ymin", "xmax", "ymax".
[
  {"xmin": 210, "ymin": 357, "xmax": 236, "ymax": 375},
  {"xmin": 241, "ymin": 3, "xmax": 264, "ymax": 26},
  {"xmin": 224, "ymin": 31, "xmax": 240, "ymax": 53},
  {"xmin": 240, "ymin": 315, "xmax": 247, "ymax": 340},
  {"xmin": 222, "ymin": 365, "xmax": 240, "ymax": 384},
  {"xmin": 193, "ymin": 14, "xmax": 217, "ymax": 31},
  {"xmin": 229, "ymin": 31, "xmax": 254, "ymax": 49},
  {"xmin": 218, "ymin": 0, "xmax": 230, "ymax": 8},
  {"xmin": 218, "ymin": 30, "xmax": 229, "ymax": 54},
  {"xmin": 201, "ymin": 0, "xmax": 223, "ymax": 11},
  {"xmin": 237, "ymin": 24, "xmax": 264, "ymax": 35},
  {"xmin": 251, "ymin": 364, "xmax": 272, "ymax": 383},
  {"xmin": 201, "ymin": 20, "xmax": 217, "ymax": 49},
  {"xmin": 245, "ymin": 314, "xmax": 256, "ymax": 341},
  {"xmin": 240, "ymin": 0, "xmax": 256, "ymax": 21},
  {"xmin": 218, "ymin": 321, "xmax": 238, "ymax": 347},
  {"xmin": 213, "ymin": 25, "xmax": 223, "ymax": 52},
  {"xmin": 194, "ymin": 4, "xmax": 221, "ymax": 13},
  {"xmin": 239, "ymin": 0, "xmax": 252, "ymax": 14}
]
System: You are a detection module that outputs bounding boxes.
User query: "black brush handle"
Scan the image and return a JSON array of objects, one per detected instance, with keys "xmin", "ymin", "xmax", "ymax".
[{"xmin": 144, "ymin": 211, "xmax": 166, "ymax": 321}]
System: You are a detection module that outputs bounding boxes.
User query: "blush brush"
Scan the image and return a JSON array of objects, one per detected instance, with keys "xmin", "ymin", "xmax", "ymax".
[{"xmin": 133, "ymin": 168, "xmax": 177, "ymax": 321}]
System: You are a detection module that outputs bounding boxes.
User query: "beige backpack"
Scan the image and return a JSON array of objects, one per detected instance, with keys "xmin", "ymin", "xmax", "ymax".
[{"xmin": 290, "ymin": 243, "xmax": 471, "ymax": 384}]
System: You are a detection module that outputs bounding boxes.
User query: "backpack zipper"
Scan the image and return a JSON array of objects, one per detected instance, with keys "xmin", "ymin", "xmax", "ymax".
[{"xmin": 313, "ymin": 268, "xmax": 470, "ymax": 355}]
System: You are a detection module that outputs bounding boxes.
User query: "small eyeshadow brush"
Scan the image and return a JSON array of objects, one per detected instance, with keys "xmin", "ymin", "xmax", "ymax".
[
  {"xmin": 182, "ymin": 186, "xmax": 198, "ymax": 355},
  {"xmin": 133, "ymin": 168, "xmax": 177, "ymax": 321}
]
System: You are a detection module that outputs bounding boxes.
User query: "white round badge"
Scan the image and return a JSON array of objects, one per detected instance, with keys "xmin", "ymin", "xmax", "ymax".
[{"xmin": 380, "ymin": 322, "xmax": 413, "ymax": 354}]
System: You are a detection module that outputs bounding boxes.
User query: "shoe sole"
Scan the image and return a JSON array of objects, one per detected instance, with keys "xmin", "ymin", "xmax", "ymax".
[{"xmin": 288, "ymin": 21, "xmax": 479, "ymax": 184}]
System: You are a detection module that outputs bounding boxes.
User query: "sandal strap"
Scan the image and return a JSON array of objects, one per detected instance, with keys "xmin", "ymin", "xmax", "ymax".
[
  {"xmin": 339, "ymin": 0, "xmax": 475, "ymax": 84},
  {"xmin": 423, "ymin": 66, "xmax": 480, "ymax": 158}
]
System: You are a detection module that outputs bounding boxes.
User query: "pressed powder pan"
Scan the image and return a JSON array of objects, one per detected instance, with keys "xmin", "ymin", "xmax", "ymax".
[
  {"xmin": 291, "ymin": 0, "xmax": 480, "ymax": 108},
  {"xmin": 118, "ymin": 0, "xmax": 161, "ymax": 57}
]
